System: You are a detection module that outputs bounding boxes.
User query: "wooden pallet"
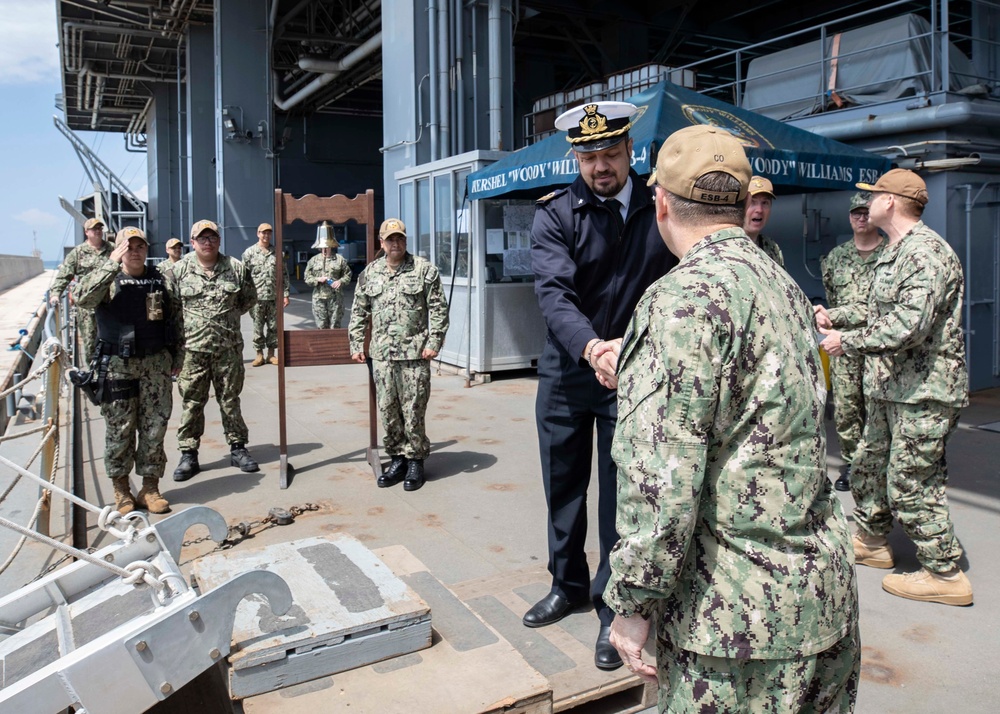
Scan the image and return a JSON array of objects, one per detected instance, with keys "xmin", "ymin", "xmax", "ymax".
[
  {"xmin": 450, "ymin": 564, "xmax": 657, "ymax": 713},
  {"xmin": 243, "ymin": 545, "xmax": 553, "ymax": 714}
]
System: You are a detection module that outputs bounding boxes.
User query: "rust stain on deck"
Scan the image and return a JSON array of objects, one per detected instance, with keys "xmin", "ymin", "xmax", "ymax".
[{"xmin": 860, "ymin": 647, "xmax": 901, "ymax": 686}]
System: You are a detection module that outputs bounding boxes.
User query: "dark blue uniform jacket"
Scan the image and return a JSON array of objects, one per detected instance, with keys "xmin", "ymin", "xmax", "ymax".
[{"xmin": 531, "ymin": 170, "xmax": 678, "ymax": 364}]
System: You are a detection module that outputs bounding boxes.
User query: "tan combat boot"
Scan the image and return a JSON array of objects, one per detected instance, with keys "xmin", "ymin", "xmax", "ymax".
[
  {"xmin": 136, "ymin": 477, "xmax": 170, "ymax": 514},
  {"xmin": 111, "ymin": 476, "xmax": 137, "ymax": 515},
  {"xmin": 882, "ymin": 567, "xmax": 973, "ymax": 606},
  {"xmin": 267, "ymin": 348, "xmax": 278, "ymax": 365},
  {"xmin": 853, "ymin": 532, "xmax": 894, "ymax": 569},
  {"xmin": 252, "ymin": 351, "xmax": 265, "ymax": 367}
]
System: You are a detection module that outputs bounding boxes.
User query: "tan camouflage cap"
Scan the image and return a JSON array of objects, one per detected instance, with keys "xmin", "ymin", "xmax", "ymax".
[
  {"xmin": 857, "ymin": 168, "xmax": 928, "ymax": 206},
  {"xmin": 83, "ymin": 217, "xmax": 104, "ymax": 231},
  {"xmin": 190, "ymin": 219, "xmax": 220, "ymax": 239},
  {"xmin": 114, "ymin": 226, "xmax": 148, "ymax": 247},
  {"xmin": 647, "ymin": 125, "xmax": 750, "ymax": 204},
  {"xmin": 257, "ymin": 222, "xmax": 273, "ymax": 232},
  {"xmin": 165, "ymin": 237, "xmax": 183, "ymax": 249},
  {"xmin": 379, "ymin": 218, "xmax": 407, "ymax": 240}
]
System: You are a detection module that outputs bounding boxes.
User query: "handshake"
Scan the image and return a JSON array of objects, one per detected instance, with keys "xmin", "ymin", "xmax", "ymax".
[{"xmin": 813, "ymin": 305, "xmax": 844, "ymax": 356}]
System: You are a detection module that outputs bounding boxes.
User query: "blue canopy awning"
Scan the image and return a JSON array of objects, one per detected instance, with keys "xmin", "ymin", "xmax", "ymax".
[{"xmin": 467, "ymin": 80, "xmax": 891, "ymax": 200}]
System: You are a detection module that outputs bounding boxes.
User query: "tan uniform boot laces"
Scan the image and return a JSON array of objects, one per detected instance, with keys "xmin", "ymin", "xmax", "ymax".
[
  {"xmin": 136, "ymin": 477, "xmax": 170, "ymax": 514},
  {"xmin": 111, "ymin": 476, "xmax": 137, "ymax": 515}
]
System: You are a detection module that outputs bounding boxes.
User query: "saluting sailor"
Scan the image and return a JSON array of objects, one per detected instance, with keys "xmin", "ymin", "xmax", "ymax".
[
  {"xmin": 523, "ymin": 101, "xmax": 677, "ymax": 670},
  {"xmin": 73, "ymin": 227, "xmax": 178, "ymax": 516}
]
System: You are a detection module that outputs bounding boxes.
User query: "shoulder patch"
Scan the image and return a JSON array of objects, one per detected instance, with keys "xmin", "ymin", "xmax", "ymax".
[{"xmin": 536, "ymin": 185, "xmax": 570, "ymax": 204}]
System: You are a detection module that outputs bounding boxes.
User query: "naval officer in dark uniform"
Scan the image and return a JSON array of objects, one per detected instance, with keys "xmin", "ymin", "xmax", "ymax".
[{"xmin": 526, "ymin": 101, "xmax": 678, "ymax": 669}]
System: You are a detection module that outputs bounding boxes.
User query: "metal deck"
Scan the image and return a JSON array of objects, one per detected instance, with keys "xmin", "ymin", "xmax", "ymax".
[{"xmin": 1, "ymin": 283, "xmax": 998, "ymax": 713}]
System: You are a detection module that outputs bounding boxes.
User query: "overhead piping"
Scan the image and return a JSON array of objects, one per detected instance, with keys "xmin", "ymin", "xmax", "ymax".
[
  {"xmin": 488, "ymin": 0, "xmax": 502, "ymax": 150},
  {"xmin": 62, "ymin": 21, "xmax": 177, "ymax": 40},
  {"xmin": 273, "ymin": 32, "xmax": 383, "ymax": 111},
  {"xmin": 806, "ymin": 101, "xmax": 1000, "ymax": 142},
  {"xmin": 90, "ymin": 75, "xmax": 106, "ymax": 129},
  {"xmin": 379, "ymin": 74, "xmax": 429, "ymax": 154},
  {"xmin": 429, "ymin": 0, "xmax": 440, "ymax": 160},
  {"xmin": 455, "ymin": 0, "xmax": 465, "ymax": 154},
  {"xmin": 438, "ymin": 0, "xmax": 450, "ymax": 158}
]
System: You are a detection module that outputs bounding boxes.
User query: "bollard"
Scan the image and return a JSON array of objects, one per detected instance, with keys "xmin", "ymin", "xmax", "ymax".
[{"xmin": 4, "ymin": 372, "xmax": 18, "ymax": 421}]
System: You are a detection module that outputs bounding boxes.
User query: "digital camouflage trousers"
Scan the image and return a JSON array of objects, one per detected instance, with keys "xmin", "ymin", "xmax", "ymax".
[
  {"xmin": 100, "ymin": 350, "xmax": 173, "ymax": 480},
  {"xmin": 312, "ymin": 292, "xmax": 345, "ymax": 329},
  {"xmin": 373, "ymin": 358, "xmax": 431, "ymax": 460},
  {"xmin": 851, "ymin": 398, "xmax": 963, "ymax": 572},
  {"xmin": 176, "ymin": 348, "xmax": 248, "ymax": 451},
  {"xmin": 251, "ymin": 299, "xmax": 279, "ymax": 351},
  {"xmin": 654, "ymin": 625, "xmax": 859, "ymax": 714},
  {"xmin": 830, "ymin": 353, "xmax": 865, "ymax": 464}
]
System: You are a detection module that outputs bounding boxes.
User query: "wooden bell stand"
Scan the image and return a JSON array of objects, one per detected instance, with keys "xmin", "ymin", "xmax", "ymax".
[{"xmin": 273, "ymin": 189, "xmax": 381, "ymax": 489}]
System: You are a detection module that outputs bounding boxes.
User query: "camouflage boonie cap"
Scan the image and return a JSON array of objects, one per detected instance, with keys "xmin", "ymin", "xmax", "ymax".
[
  {"xmin": 379, "ymin": 218, "xmax": 407, "ymax": 240},
  {"xmin": 114, "ymin": 226, "xmax": 148, "ymax": 247},
  {"xmin": 83, "ymin": 217, "xmax": 104, "ymax": 231},
  {"xmin": 190, "ymin": 219, "xmax": 220, "ymax": 239},
  {"xmin": 849, "ymin": 191, "xmax": 872, "ymax": 211}
]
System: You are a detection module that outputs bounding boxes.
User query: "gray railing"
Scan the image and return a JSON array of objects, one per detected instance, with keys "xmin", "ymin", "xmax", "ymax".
[{"xmin": 522, "ymin": 0, "xmax": 1000, "ymax": 145}]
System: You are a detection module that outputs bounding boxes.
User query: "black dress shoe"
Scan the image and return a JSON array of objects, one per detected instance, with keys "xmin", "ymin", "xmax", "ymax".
[
  {"xmin": 378, "ymin": 456, "xmax": 408, "ymax": 488},
  {"xmin": 522, "ymin": 592, "xmax": 583, "ymax": 628},
  {"xmin": 403, "ymin": 459, "xmax": 425, "ymax": 491},
  {"xmin": 595, "ymin": 625, "xmax": 623, "ymax": 670},
  {"xmin": 835, "ymin": 466, "xmax": 851, "ymax": 492},
  {"xmin": 172, "ymin": 450, "xmax": 200, "ymax": 482}
]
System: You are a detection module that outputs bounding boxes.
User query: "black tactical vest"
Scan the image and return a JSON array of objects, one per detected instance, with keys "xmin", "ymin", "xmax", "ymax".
[{"xmin": 95, "ymin": 266, "xmax": 173, "ymax": 358}]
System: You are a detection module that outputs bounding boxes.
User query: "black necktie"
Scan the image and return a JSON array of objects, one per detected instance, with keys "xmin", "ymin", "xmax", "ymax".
[{"xmin": 605, "ymin": 198, "xmax": 625, "ymax": 235}]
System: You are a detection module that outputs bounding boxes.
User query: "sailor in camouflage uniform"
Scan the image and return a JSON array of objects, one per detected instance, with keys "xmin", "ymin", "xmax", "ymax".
[
  {"xmin": 606, "ymin": 126, "xmax": 859, "ymax": 713},
  {"xmin": 168, "ymin": 219, "xmax": 260, "ymax": 481},
  {"xmin": 160, "ymin": 237, "xmax": 184, "ymax": 277},
  {"xmin": 744, "ymin": 175, "xmax": 785, "ymax": 267},
  {"xmin": 304, "ymin": 229, "xmax": 352, "ymax": 328},
  {"xmin": 49, "ymin": 217, "xmax": 114, "ymax": 364},
  {"xmin": 820, "ymin": 192, "xmax": 883, "ymax": 492},
  {"xmin": 349, "ymin": 218, "xmax": 449, "ymax": 492},
  {"xmin": 242, "ymin": 223, "xmax": 290, "ymax": 366},
  {"xmin": 819, "ymin": 169, "xmax": 972, "ymax": 606},
  {"xmin": 73, "ymin": 227, "xmax": 177, "ymax": 516}
]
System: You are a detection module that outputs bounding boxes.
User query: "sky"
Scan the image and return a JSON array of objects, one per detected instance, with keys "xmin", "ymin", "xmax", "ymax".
[{"xmin": 0, "ymin": 1, "xmax": 147, "ymax": 263}]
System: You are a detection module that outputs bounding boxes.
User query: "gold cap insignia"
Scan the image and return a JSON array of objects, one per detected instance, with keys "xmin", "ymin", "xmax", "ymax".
[{"xmin": 579, "ymin": 105, "xmax": 609, "ymax": 136}]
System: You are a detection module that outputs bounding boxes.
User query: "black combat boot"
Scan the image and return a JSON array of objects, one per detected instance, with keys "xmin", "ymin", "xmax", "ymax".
[
  {"xmin": 378, "ymin": 456, "xmax": 408, "ymax": 487},
  {"xmin": 172, "ymin": 450, "xmax": 200, "ymax": 482},
  {"xmin": 403, "ymin": 459, "xmax": 425, "ymax": 492},
  {"xmin": 230, "ymin": 443, "xmax": 260, "ymax": 473},
  {"xmin": 835, "ymin": 465, "xmax": 851, "ymax": 492}
]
